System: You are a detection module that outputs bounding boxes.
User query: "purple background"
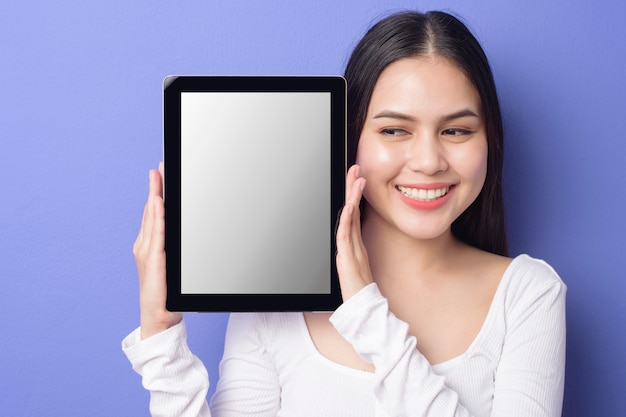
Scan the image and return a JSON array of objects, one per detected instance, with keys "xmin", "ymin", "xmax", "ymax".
[{"xmin": 1, "ymin": 1, "xmax": 624, "ymax": 416}]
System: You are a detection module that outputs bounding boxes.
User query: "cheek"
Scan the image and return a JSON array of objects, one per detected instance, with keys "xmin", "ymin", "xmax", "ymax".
[
  {"xmin": 477, "ymin": 142, "xmax": 489, "ymax": 183},
  {"xmin": 355, "ymin": 136, "xmax": 397, "ymax": 204},
  {"xmin": 461, "ymin": 140, "xmax": 488, "ymax": 191},
  {"xmin": 355, "ymin": 135, "xmax": 396, "ymax": 174}
]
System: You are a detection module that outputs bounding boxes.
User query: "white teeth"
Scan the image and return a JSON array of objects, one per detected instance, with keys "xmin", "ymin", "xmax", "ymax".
[{"xmin": 397, "ymin": 185, "xmax": 450, "ymax": 201}]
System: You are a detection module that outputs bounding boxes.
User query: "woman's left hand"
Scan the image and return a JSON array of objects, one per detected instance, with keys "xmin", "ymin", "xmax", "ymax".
[{"xmin": 335, "ymin": 164, "xmax": 374, "ymax": 301}]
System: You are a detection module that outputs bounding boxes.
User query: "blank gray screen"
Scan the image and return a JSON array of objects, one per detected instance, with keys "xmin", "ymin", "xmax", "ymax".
[{"xmin": 180, "ymin": 92, "xmax": 331, "ymax": 294}]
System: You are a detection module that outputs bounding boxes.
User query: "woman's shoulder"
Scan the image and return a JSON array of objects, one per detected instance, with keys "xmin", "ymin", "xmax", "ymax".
[
  {"xmin": 466, "ymin": 246, "xmax": 564, "ymax": 291},
  {"xmin": 497, "ymin": 254, "xmax": 567, "ymax": 310},
  {"xmin": 505, "ymin": 254, "xmax": 565, "ymax": 287},
  {"xmin": 462, "ymin": 248, "xmax": 566, "ymax": 311}
]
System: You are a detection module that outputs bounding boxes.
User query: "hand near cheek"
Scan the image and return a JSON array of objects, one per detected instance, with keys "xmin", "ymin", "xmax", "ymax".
[{"xmin": 336, "ymin": 164, "xmax": 374, "ymax": 302}]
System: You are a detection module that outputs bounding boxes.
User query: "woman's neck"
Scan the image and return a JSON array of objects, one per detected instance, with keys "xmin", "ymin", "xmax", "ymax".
[{"xmin": 360, "ymin": 210, "xmax": 466, "ymax": 286}]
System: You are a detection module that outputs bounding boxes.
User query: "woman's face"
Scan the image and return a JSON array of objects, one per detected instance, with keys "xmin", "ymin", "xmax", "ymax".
[{"xmin": 356, "ymin": 56, "xmax": 487, "ymax": 241}]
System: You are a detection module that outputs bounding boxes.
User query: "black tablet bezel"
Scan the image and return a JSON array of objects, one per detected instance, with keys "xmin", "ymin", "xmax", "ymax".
[{"xmin": 164, "ymin": 76, "xmax": 346, "ymax": 312}]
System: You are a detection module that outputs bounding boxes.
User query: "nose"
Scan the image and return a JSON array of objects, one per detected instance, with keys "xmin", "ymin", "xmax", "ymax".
[{"xmin": 405, "ymin": 132, "xmax": 448, "ymax": 175}]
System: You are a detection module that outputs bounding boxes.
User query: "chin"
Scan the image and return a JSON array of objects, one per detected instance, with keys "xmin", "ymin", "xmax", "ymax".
[
  {"xmin": 380, "ymin": 214, "xmax": 452, "ymax": 242},
  {"xmin": 402, "ymin": 225, "xmax": 452, "ymax": 242}
]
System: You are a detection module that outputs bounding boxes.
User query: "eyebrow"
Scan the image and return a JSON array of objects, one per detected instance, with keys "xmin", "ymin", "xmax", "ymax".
[{"xmin": 372, "ymin": 109, "xmax": 480, "ymax": 123}]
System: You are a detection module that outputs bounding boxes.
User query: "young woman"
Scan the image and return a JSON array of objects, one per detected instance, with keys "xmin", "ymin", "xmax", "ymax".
[{"xmin": 124, "ymin": 11, "xmax": 566, "ymax": 417}]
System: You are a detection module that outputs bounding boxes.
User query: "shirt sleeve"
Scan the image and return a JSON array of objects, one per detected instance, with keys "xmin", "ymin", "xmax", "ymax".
[
  {"xmin": 121, "ymin": 320, "xmax": 212, "ymax": 417},
  {"xmin": 330, "ymin": 283, "xmax": 473, "ymax": 416},
  {"xmin": 122, "ymin": 314, "xmax": 282, "ymax": 417},
  {"xmin": 491, "ymin": 262, "xmax": 567, "ymax": 416},
  {"xmin": 329, "ymin": 272, "xmax": 566, "ymax": 417}
]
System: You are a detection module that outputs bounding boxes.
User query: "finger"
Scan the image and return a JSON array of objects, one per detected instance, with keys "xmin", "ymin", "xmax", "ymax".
[
  {"xmin": 148, "ymin": 194, "xmax": 166, "ymax": 254},
  {"xmin": 158, "ymin": 161, "xmax": 165, "ymax": 194},
  {"xmin": 351, "ymin": 215, "xmax": 368, "ymax": 266},
  {"xmin": 152, "ymin": 167, "xmax": 164, "ymax": 199},
  {"xmin": 342, "ymin": 177, "xmax": 369, "ymax": 269},
  {"xmin": 135, "ymin": 198, "xmax": 149, "ymax": 249},
  {"xmin": 349, "ymin": 178, "xmax": 365, "ymax": 222},
  {"xmin": 348, "ymin": 177, "xmax": 365, "ymax": 208},
  {"xmin": 345, "ymin": 164, "xmax": 360, "ymax": 205},
  {"xmin": 346, "ymin": 177, "xmax": 365, "ymax": 254},
  {"xmin": 335, "ymin": 165, "xmax": 360, "ymax": 244},
  {"xmin": 336, "ymin": 203, "xmax": 354, "ymax": 251},
  {"xmin": 336, "ymin": 204, "xmax": 364, "ymax": 273},
  {"xmin": 334, "ymin": 206, "xmax": 344, "ymax": 245},
  {"xmin": 136, "ymin": 168, "xmax": 155, "ymax": 244},
  {"xmin": 335, "ymin": 203, "xmax": 369, "ymax": 299},
  {"xmin": 142, "ymin": 170, "xmax": 159, "ymax": 244},
  {"xmin": 340, "ymin": 169, "xmax": 367, "ymax": 262}
]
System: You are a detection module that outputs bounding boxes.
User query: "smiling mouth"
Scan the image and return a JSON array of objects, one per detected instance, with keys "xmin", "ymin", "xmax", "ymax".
[{"xmin": 396, "ymin": 185, "xmax": 451, "ymax": 202}]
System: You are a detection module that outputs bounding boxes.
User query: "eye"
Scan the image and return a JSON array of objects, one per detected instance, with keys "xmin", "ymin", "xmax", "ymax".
[
  {"xmin": 441, "ymin": 128, "xmax": 471, "ymax": 137},
  {"xmin": 380, "ymin": 128, "xmax": 410, "ymax": 138}
]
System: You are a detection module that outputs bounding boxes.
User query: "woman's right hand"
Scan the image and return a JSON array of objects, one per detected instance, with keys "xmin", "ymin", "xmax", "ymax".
[
  {"xmin": 335, "ymin": 164, "xmax": 373, "ymax": 302},
  {"xmin": 133, "ymin": 163, "xmax": 183, "ymax": 339}
]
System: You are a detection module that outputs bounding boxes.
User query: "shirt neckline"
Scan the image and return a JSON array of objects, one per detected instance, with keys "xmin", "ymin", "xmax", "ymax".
[{"xmin": 296, "ymin": 254, "xmax": 527, "ymax": 374}]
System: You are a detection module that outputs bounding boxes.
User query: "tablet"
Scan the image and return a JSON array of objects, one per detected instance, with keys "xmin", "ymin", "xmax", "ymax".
[{"xmin": 163, "ymin": 76, "xmax": 346, "ymax": 312}]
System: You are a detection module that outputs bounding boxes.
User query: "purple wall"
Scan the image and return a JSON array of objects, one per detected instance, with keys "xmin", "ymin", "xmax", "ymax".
[{"xmin": 1, "ymin": 1, "xmax": 624, "ymax": 415}]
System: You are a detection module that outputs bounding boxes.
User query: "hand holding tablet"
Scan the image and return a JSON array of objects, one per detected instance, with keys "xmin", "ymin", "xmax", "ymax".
[{"xmin": 163, "ymin": 76, "xmax": 346, "ymax": 311}]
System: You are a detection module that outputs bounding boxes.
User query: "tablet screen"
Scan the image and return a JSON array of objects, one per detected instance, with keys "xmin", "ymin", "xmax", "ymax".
[{"xmin": 164, "ymin": 76, "xmax": 345, "ymax": 311}]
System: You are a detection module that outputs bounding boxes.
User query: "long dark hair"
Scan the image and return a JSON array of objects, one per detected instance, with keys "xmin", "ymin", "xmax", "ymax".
[{"xmin": 344, "ymin": 10, "xmax": 508, "ymax": 256}]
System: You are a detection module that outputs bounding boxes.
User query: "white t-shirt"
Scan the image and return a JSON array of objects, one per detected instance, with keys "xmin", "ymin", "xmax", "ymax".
[{"xmin": 122, "ymin": 254, "xmax": 566, "ymax": 417}]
